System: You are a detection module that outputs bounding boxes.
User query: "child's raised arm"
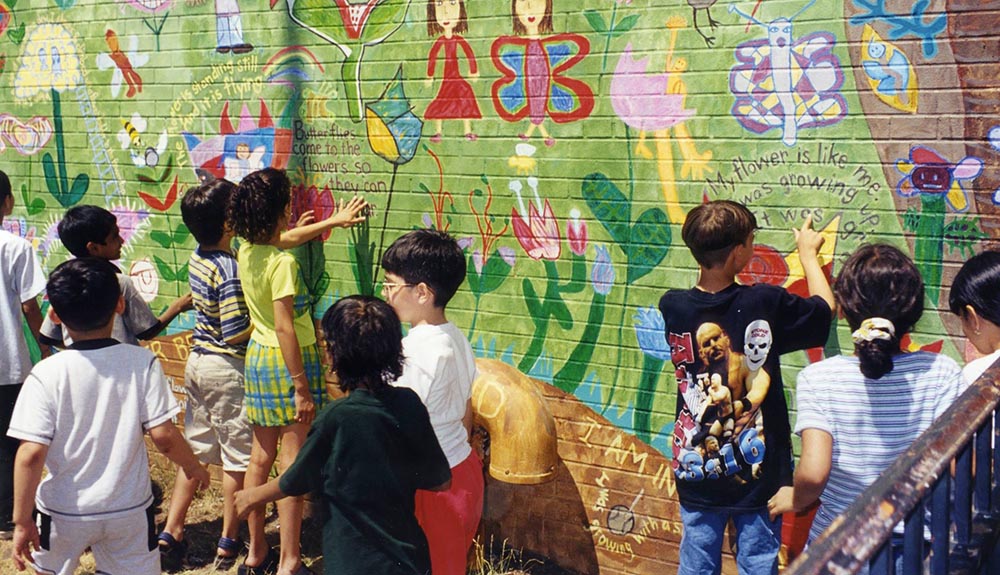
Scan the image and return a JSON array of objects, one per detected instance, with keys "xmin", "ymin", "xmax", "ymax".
[
  {"xmin": 794, "ymin": 214, "xmax": 836, "ymax": 316},
  {"xmin": 276, "ymin": 196, "xmax": 369, "ymax": 249}
]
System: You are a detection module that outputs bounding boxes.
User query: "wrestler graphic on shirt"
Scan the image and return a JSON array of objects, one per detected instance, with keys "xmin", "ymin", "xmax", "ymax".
[{"xmin": 694, "ymin": 322, "xmax": 771, "ymax": 430}]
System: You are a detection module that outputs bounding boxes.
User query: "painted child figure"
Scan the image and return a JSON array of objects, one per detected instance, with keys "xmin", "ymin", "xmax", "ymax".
[
  {"xmin": 235, "ymin": 296, "xmax": 452, "ymax": 575},
  {"xmin": 425, "ymin": 0, "xmax": 481, "ymax": 142},
  {"xmin": 216, "ymin": 0, "xmax": 252, "ymax": 54},
  {"xmin": 9, "ymin": 259, "xmax": 210, "ymax": 575},
  {"xmin": 382, "ymin": 229, "xmax": 484, "ymax": 575},
  {"xmin": 659, "ymin": 201, "xmax": 835, "ymax": 575}
]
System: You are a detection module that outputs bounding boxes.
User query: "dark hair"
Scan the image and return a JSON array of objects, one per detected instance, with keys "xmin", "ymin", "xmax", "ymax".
[
  {"xmin": 228, "ymin": 168, "xmax": 291, "ymax": 244},
  {"xmin": 835, "ymin": 244, "xmax": 924, "ymax": 379},
  {"xmin": 58, "ymin": 205, "xmax": 118, "ymax": 258},
  {"xmin": 949, "ymin": 250, "xmax": 1000, "ymax": 327},
  {"xmin": 322, "ymin": 296, "xmax": 404, "ymax": 394},
  {"xmin": 0, "ymin": 170, "xmax": 11, "ymax": 205},
  {"xmin": 182, "ymin": 179, "xmax": 235, "ymax": 246},
  {"xmin": 511, "ymin": 0, "xmax": 553, "ymax": 35},
  {"xmin": 47, "ymin": 258, "xmax": 122, "ymax": 332},
  {"xmin": 427, "ymin": 0, "xmax": 468, "ymax": 35},
  {"xmin": 381, "ymin": 228, "xmax": 466, "ymax": 307},
  {"xmin": 681, "ymin": 200, "xmax": 758, "ymax": 269}
]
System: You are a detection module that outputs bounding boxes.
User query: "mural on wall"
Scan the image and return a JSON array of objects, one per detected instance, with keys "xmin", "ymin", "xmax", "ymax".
[{"xmin": 3, "ymin": 0, "xmax": 1000, "ymax": 572}]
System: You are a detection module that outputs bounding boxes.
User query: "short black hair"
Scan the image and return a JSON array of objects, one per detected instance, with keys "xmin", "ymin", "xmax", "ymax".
[
  {"xmin": 681, "ymin": 200, "xmax": 758, "ymax": 269},
  {"xmin": 182, "ymin": 179, "xmax": 235, "ymax": 246},
  {"xmin": 322, "ymin": 295, "xmax": 404, "ymax": 394},
  {"xmin": 47, "ymin": 258, "xmax": 121, "ymax": 332},
  {"xmin": 381, "ymin": 229, "xmax": 466, "ymax": 307},
  {"xmin": 950, "ymin": 250, "xmax": 1000, "ymax": 327},
  {"xmin": 228, "ymin": 168, "xmax": 290, "ymax": 244},
  {"xmin": 834, "ymin": 244, "xmax": 924, "ymax": 379},
  {"xmin": 58, "ymin": 205, "xmax": 118, "ymax": 258},
  {"xmin": 0, "ymin": 170, "xmax": 11, "ymax": 205}
]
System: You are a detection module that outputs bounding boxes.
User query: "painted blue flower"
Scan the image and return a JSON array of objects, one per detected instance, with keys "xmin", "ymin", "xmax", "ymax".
[
  {"xmin": 988, "ymin": 125, "xmax": 1000, "ymax": 152},
  {"xmin": 634, "ymin": 306, "xmax": 670, "ymax": 361},
  {"xmin": 590, "ymin": 244, "xmax": 614, "ymax": 295}
]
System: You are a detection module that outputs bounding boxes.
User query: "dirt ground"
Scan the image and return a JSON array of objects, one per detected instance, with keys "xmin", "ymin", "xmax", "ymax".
[{"xmin": 0, "ymin": 457, "xmax": 572, "ymax": 575}]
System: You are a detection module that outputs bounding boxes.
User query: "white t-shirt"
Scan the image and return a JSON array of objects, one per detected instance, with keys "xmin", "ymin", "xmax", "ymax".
[
  {"xmin": 40, "ymin": 272, "xmax": 158, "ymax": 346},
  {"xmin": 795, "ymin": 352, "xmax": 964, "ymax": 540},
  {"xmin": 395, "ymin": 322, "xmax": 477, "ymax": 468},
  {"xmin": 0, "ymin": 229, "xmax": 46, "ymax": 386},
  {"xmin": 963, "ymin": 349, "xmax": 1000, "ymax": 386},
  {"xmin": 8, "ymin": 340, "xmax": 179, "ymax": 521}
]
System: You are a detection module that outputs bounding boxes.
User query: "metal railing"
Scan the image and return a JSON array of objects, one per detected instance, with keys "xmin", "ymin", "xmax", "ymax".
[{"xmin": 785, "ymin": 358, "xmax": 1000, "ymax": 575}]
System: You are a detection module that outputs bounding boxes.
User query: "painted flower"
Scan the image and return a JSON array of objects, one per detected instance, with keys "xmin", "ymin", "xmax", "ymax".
[
  {"xmin": 567, "ymin": 208, "xmax": 588, "ymax": 256},
  {"xmin": 591, "ymin": 244, "xmax": 614, "ymax": 295},
  {"xmin": 472, "ymin": 245, "xmax": 516, "ymax": 275},
  {"xmin": 737, "ymin": 244, "xmax": 789, "ymax": 286},
  {"xmin": 366, "ymin": 69, "xmax": 422, "ymax": 166},
  {"xmin": 0, "ymin": 114, "xmax": 53, "ymax": 155},
  {"xmin": 291, "ymin": 184, "xmax": 335, "ymax": 240},
  {"xmin": 119, "ymin": 0, "xmax": 171, "ymax": 14},
  {"xmin": 510, "ymin": 178, "xmax": 561, "ymax": 261},
  {"xmin": 0, "ymin": 2, "xmax": 10, "ymax": 37},
  {"xmin": 634, "ymin": 306, "xmax": 670, "ymax": 361},
  {"xmin": 896, "ymin": 146, "xmax": 983, "ymax": 212},
  {"xmin": 14, "ymin": 23, "xmax": 84, "ymax": 99},
  {"xmin": 611, "ymin": 43, "xmax": 694, "ymax": 131}
]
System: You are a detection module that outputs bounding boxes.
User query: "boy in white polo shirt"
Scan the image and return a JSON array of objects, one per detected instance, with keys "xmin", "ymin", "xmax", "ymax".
[
  {"xmin": 381, "ymin": 229, "xmax": 483, "ymax": 575},
  {"xmin": 8, "ymin": 258, "xmax": 210, "ymax": 575}
]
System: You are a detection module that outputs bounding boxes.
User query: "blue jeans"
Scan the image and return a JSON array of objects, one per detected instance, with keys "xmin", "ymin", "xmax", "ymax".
[{"xmin": 678, "ymin": 503, "xmax": 781, "ymax": 575}]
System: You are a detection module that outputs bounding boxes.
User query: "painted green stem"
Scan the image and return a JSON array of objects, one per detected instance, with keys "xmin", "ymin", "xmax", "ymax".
[
  {"xmin": 915, "ymin": 194, "xmax": 946, "ymax": 304},
  {"xmin": 633, "ymin": 353, "xmax": 665, "ymax": 445},
  {"xmin": 601, "ymin": 3, "xmax": 619, "ymax": 73},
  {"xmin": 518, "ymin": 260, "xmax": 570, "ymax": 373},
  {"xmin": 52, "ymin": 89, "xmax": 68, "ymax": 201},
  {"xmin": 553, "ymin": 291, "xmax": 607, "ymax": 393},
  {"xmin": 341, "ymin": 49, "xmax": 364, "ymax": 123}
]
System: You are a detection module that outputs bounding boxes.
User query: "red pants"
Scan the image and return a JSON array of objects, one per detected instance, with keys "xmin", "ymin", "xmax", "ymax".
[{"xmin": 414, "ymin": 451, "xmax": 485, "ymax": 575}]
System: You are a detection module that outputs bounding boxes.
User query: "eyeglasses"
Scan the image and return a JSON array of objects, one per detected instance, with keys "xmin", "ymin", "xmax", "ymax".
[{"xmin": 381, "ymin": 282, "xmax": 414, "ymax": 296}]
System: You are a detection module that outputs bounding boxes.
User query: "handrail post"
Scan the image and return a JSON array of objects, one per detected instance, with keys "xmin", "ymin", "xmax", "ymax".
[
  {"xmin": 956, "ymin": 442, "xmax": 973, "ymax": 548},
  {"xmin": 930, "ymin": 474, "xmax": 950, "ymax": 575}
]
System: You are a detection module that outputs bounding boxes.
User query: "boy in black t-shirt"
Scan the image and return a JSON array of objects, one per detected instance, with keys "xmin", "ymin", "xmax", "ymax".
[
  {"xmin": 659, "ymin": 201, "xmax": 835, "ymax": 575},
  {"xmin": 234, "ymin": 296, "xmax": 451, "ymax": 575}
]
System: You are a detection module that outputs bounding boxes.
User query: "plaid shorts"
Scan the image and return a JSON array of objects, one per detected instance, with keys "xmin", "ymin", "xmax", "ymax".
[{"xmin": 244, "ymin": 341, "xmax": 326, "ymax": 427}]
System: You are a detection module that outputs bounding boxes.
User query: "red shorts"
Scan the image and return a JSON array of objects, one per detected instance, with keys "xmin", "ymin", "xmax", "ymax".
[{"xmin": 414, "ymin": 451, "xmax": 485, "ymax": 575}]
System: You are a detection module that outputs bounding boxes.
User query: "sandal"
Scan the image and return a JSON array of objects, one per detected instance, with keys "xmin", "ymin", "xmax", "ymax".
[
  {"xmin": 213, "ymin": 536, "xmax": 244, "ymax": 571},
  {"xmin": 157, "ymin": 532, "xmax": 189, "ymax": 573},
  {"xmin": 237, "ymin": 547, "xmax": 279, "ymax": 575}
]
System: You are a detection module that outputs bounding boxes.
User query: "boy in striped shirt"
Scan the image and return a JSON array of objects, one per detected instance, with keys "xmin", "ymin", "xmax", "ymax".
[{"xmin": 157, "ymin": 179, "xmax": 254, "ymax": 571}]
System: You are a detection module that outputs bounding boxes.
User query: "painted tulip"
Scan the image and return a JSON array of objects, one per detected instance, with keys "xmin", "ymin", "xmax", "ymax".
[
  {"xmin": 590, "ymin": 244, "xmax": 614, "ymax": 295},
  {"xmin": 567, "ymin": 208, "xmax": 588, "ymax": 256},
  {"xmin": 512, "ymin": 199, "xmax": 561, "ymax": 261},
  {"xmin": 366, "ymin": 69, "xmax": 422, "ymax": 165},
  {"xmin": 634, "ymin": 306, "xmax": 671, "ymax": 361}
]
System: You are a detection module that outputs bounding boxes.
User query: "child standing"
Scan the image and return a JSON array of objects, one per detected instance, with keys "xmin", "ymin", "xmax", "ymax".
[
  {"xmin": 156, "ymin": 179, "xmax": 255, "ymax": 571},
  {"xmin": 227, "ymin": 168, "xmax": 366, "ymax": 575},
  {"xmin": 234, "ymin": 296, "xmax": 452, "ymax": 575},
  {"xmin": 381, "ymin": 229, "xmax": 483, "ymax": 575},
  {"xmin": 40, "ymin": 204, "xmax": 192, "ymax": 347},
  {"xmin": 659, "ymin": 201, "xmax": 835, "ymax": 575},
  {"xmin": 949, "ymin": 250, "xmax": 1000, "ymax": 385},
  {"xmin": 768, "ymin": 245, "xmax": 964, "ymax": 553},
  {"xmin": 8, "ymin": 258, "xmax": 210, "ymax": 575},
  {"xmin": 0, "ymin": 170, "xmax": 47, "ymax": 540}
]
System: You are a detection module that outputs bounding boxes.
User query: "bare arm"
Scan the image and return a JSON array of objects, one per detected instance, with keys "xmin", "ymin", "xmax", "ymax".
[
  {"xmin": 11, "ymin": 441, "xmax": 47, "ymax": 571},
  {"xmin": 21, "ymin": 298, "xmax": 49, "ymax": 359},
  {"xmin": 273, "ymin": 296, "xmax": 314, "ymax": 426},
  {"xmin": 276, "ymin": 196, "xmax": 369, "ymax": 249},
  {"xmin": 137, "ymin": 293, "xmax": 193, "ymax": 340},
  {"xmin": 148, "ymin": 421, "xmax": 210, "ymax": 488},
  {"xmin": 794, "ymin": 214, "xmax": 836, "ymax": 316},
  {"xmin": 235, "ymin": 479, "xmax": 287, "ymax": 519},
  {"xmin": 768, "ymin": 428, "xmax": 832, "ymax": 519}
]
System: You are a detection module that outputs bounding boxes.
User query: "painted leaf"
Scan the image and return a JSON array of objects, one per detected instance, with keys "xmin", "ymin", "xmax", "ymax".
[
  {"xmin": 522, "ymin": 277, "xmax": 544, "ymax": 319},
  {"xmin": 611, "ymin": 14, "xmax": 640, "ymax": 38},
  {"xmin": 582, "ymin": 173, "xmax": 630, "ymax": 250},
  {"xmin": 66, "ymin": 173, "xmax": 89, "ymax": 207},
  {"xmin": 150, "ymin": 230, "xmax": 173, "ymax": 248},
  {"xmin": 153, "ymin": 255, "xmax": 176, "ymax": 282},
  {"xmin": 626, "ymin": 207, "xmax": 670, "ymax": 284},
  {"xmin": 176, "ymin": 262, "xmax": 189, "ymax": 283},
  {"xmin": 173, "ymin": 222, "xmax": 190, "ymax": 243},
  {"xmin": 583, "ymin": 10, "xmax": 607, "ymax": 33}
]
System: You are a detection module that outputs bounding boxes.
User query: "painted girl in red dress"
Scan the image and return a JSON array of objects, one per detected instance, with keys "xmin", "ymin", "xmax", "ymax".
[{"xmin": 425, "ymin": 0, "xmax": 481, "ymax": 142}]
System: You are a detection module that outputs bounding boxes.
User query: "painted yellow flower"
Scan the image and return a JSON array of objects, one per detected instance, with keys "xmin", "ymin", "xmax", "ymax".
[{"xmin": 14, "ymin": 22, "xmax": 83, "ymax": 99}]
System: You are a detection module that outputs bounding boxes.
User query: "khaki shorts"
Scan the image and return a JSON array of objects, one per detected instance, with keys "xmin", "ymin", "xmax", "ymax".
[{"xmin": 183, "ymin": 351, "xmax": 252, "ymax": 471}]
